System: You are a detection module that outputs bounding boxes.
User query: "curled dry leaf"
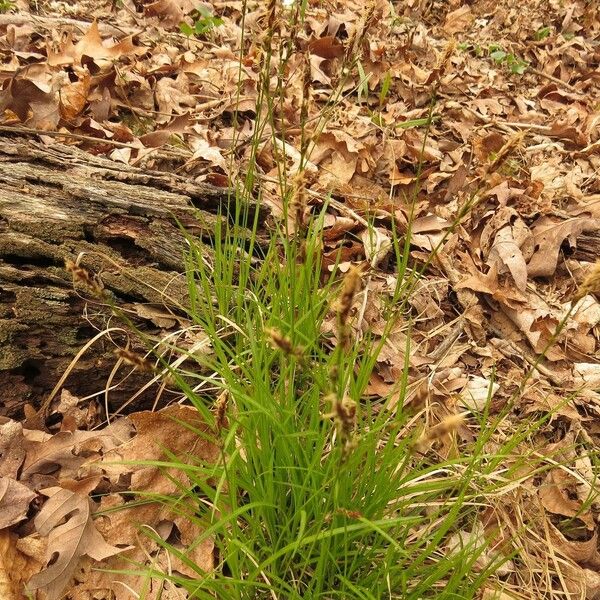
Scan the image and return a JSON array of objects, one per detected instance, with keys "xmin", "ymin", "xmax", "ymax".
[
  {"xmin": 0, "ymin": 419, "xmax": 26, "ymax": 478},
  {"xmin": 360, "ymin": 226, "xmax": 392, "ymax": 268},
  {"xmin": 58, "ymin": 68, "xmax": 91, "ymax": 121},
  {"xmin": 0, "ymin": 530, "xmax": 40, "ymax": 600},
  {"xmin": 527, "ymin": 216, "xmax": 600, "ymax": 278},
  {"xmin": 0, "ymin": 477, "xmax": 36, "ymax": 528},
  {"xmin": 539, "ymin": 468, "xmax": 595, "ymax": 530},
  {"xmin": 488, "ymin": 224, "xmax": 529, "ymax": 291},
  {"xmin": 546, "ymin": 519, "xmax": 600, "ymax": 569}
]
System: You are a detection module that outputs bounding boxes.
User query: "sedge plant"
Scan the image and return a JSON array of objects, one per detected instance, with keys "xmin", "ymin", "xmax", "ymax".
[{"xmin": 88, "ymin": 2, "xmax": 600, "ymax": 599}]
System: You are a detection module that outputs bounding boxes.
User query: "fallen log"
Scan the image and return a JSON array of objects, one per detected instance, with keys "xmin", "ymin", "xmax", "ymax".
[{"xmin": 0, "ymin": 132, "xmax": 240, "ymax": 420}]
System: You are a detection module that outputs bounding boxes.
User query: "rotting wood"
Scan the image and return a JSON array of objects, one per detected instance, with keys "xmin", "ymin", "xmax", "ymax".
[{"xmin": 0, "ymin": 133, "xmax": 256, "ymax": 421}]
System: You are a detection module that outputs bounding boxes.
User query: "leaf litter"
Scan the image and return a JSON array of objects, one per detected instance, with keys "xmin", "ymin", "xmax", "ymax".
[{"xmin": 0, "ymin": 0, "xmax": 600, "ymax": 597}]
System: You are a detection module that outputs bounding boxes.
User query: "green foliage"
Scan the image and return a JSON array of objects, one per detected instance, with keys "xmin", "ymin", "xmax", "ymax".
[
  {"xmin": 534, "ymin": 26, "xmax": 552, "ymax": 41},
  {"xmin": 0, "ymin": 0, "xmax": 15, "ymax": 13},
  {"xmin": 378, "ymin": 70, "xmax": 392, "ymax": 106},
  {"xmin": 488, "ymin": 44, "xmax": 529, "ymax": 74},
  {"xmin": 459, "ymin": 42, "xmax": 528, "ymax": 75},
  {"xmin": 116, "ymin": 7, "xmax": 577, "ymax": 598},
  {"xmin": 180, "ymin": 6, "xmax": 224, "ymax": 38}
]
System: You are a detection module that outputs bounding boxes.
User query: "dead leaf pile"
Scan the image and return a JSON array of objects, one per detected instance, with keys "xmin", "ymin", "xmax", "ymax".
[
  {"xmin": 1, "ymin": 0, "xmax": 600, "ymax": 597},
  {"xmin": 0, "ymin": 405, "xmax": 218, "ymax": 600}
]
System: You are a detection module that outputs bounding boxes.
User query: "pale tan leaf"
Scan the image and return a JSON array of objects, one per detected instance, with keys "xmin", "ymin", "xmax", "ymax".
[
  {"xmin": 360, "ymin": 227, "xmax": 392, "ymax": 268},
  {"xmin": 0, "ymin": 420, "xmax": 26, "ymax": 478},
  {"xmin": 0, "ymin": 477, "xmax": 36, "ymax": 528},
  {"xmin": 22, "ymin": 419, "xmax": 133, "ymax": 481},
  {"xmin": 74, "ymin": 21, "xmax": 139, "ymax": 63},
  {"xmin": 58, "ymin": 69, "xmax": 91, "ymax": 121},
  {"xmin": 27, "ymin": 487, "xmax": 125, "ymax": 600},
  {"xmin": 443, "ymin": 5, "xmax": 474, "ymax": 34},
  {"xmin": 488, "ymin": 224, "xmax": 529, "ymax": 291},
  {"xmin": 0, "ymin": 530, "xmax": 40, "ymax": 600},
  {"xmin": 527, "ymin": 216, "xmax": 600, "ymax": 278}
]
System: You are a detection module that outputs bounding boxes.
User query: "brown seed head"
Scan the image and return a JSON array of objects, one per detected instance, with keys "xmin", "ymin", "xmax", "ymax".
[
  {"xmin": 413, "ymin": 413, "xmax": 465, "ymax": 454},
  {"xmin": 289, "ymin": 170, "xmax": 308, "ymax": 232},
  {"xmin": 65, "ymin": 258, "xmax": 105, "ymax": 296},
  {"xmin": 265, "ymin": 327, "xmax": 304, "ymax": 358},
  {"xmin": 485, "ymin": 131, "xmax": 526, "ymax": 175},
  {"xmin": 213, "ymin": 390, "xmax": 229, "ymax": 433},
  {"xmin": 336, "ymin": 265, "xmax": 364, "ymax": 327},
  {"xmin": 323, "ymin": 393, "xmax": 358, "ymax": 461},
  {"xmin": 573, "ymin": 261, "xmax": 600, "ymax": 303},
  {"xmin": 114, "ymin": 347, "xmax": 155, "ymax": 373}
]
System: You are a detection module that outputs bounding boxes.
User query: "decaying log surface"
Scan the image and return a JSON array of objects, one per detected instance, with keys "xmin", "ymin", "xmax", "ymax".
[{"xmin": 0, "ymin": 132, "xmax": 245, "ymax": 420}]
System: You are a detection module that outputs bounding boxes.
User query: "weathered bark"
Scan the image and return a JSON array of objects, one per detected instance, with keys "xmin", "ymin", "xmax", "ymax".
[
  {"xmin": 572, "ymin": 234, "xmax": 600, "ymax": 264},
  {"xmin": 0, "ymin": 133, "xmax": 247, "ymax": 420}
]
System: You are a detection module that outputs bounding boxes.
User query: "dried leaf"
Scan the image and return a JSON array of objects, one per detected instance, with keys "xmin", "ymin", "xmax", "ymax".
[
  {"xmin": 488, "ymin": 224, "xmax": 529, "ymax": 291},
  {"xmin": 360, "ymin": 226, "xmax": 392, "ymax": 267},
  {"xmin": 0, "ymin": 420, "xmax": 26, "ymax": 478},
  {"xmin": 0, "ymin": 530, "xmax": 40, "ymax": 600},
  {"xmin": 308, "ymin": 36, "xmax": 345, "ymax": 59},
  {"xmin": 528, "ymin": 216, "xmax": 600, "ymax": 278},
  {"xmin": 539, "ymin": 469, "xmax": 595, "ymax": 529},
  {"xmin": 22, "ymin": 419, "xmax": 133, "ymax": 481},
  {"xmin": 443, "ymin": 5, "xmax": 474, "ymax": 34},
  {"xmin": 0, "ymin": 477, "xmax": 36, "ymax": 528},
  {"xmin": 27, "ymin": 487, "xmax": 125, "ymax": 600}
]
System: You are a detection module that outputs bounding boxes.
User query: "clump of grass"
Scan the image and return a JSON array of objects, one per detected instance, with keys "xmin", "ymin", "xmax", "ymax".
[
  {"xmin": 104, "ymin": 3, "xmax": 599, "ymax": 599},
  {"xmin": 146, "ymin": 205, "xmax": 568, "ymax": 598}
]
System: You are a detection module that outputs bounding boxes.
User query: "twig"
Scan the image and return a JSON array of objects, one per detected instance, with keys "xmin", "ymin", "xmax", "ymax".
[
  {"xmin": 0, "ymin": 124, "xmax": 139, "ymax": 148},
  {"xmin": 0, "ymin": 13, "xmax": 139, "ymax": 37},
  {"xmin": 528, "ymin": 67, "xmax": 579, "ymax": 93}
]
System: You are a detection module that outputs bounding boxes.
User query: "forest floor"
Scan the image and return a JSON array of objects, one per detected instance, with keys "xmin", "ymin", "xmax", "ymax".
[{"xmin": 1, "ymin": 0, "xmax": 600, "ymax": 599}]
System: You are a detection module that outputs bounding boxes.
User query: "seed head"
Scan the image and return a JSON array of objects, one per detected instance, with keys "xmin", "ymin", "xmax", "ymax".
[
  {"xmin": 265, "ymin": 327, "xmax": 304, "ymax": 358},
  {"xmin": 573, "ymin": 261, "xmax": 600, "ymax": 302},
  {"xmin": 412, "ymin": 413, "xmax": 465, "ymax": 454},
  {"xmin": 114, "ymin": 347, "xmax": 155, "ymax": 373},
  {"xmin": 485, "ymin": 131, "xmax": 526, "ymax": 176},
  {"xmin": 323, "ymin": 393, "xmax": 358, "ymax": 460},
  {"xmin": 289, "ymin": 170, "xmax": 308, "ymax": 232},
  {"xmin": 65, "ymin": 258, "xmax": 105, "ymax": 297},
  {"xmin": 213, "ymin": 390, "xmax": 229, "ymax": 433},
  {"xmin": 336, "ymin": 265, "xmax": 364, "ymax": 327}
]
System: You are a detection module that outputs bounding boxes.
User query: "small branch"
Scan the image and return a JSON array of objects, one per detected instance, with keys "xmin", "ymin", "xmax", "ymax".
[
  {"xmin": 528, "ymin": 67, "xmax": 579, "ymax": 93},
  {"xmin": 0, "ymin": 124, "xmax": 139, "ymax": 149}
]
